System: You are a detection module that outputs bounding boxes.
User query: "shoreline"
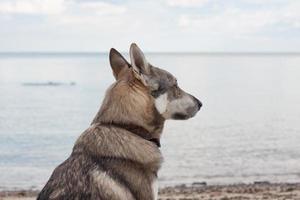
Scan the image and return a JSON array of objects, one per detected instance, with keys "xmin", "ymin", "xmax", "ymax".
[{"xmin": 1, "ymin": 182, "xmax": 300, "ymax": 200}]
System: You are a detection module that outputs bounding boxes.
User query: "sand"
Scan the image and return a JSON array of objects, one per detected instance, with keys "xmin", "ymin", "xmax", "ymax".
[
  {"xmin": 1, "ymin": 182, "xmax": 300, "ymax": 200},
  {"xmin": 159, "ymin": 182, "xmax": 300, "ymax": 200}
]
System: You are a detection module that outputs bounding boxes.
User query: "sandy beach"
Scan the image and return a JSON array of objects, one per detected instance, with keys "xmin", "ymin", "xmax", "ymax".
[{"xmin": 1, "ymin": 182, "xmax": 300, "ymax": 200}]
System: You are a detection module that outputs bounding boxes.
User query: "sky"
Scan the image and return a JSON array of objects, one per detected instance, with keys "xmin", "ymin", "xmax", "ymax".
[{"xmin": 1, "ymin": 0, "xmax": 300, "ymax": 52}]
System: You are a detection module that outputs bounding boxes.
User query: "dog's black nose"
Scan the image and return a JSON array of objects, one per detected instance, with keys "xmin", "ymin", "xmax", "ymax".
[{"xmin": 193, "ymin": 97, "xmax": 202, "ymax": 110}]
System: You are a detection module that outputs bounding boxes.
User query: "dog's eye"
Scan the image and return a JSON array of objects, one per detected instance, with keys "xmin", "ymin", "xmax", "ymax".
[
  {"xmin": 151, "ymin": 85, "xmax": 164, "ymax": 98},
  {"xmin": 151, "ymin": 90, "xmax": 159, "ymax": 98}
]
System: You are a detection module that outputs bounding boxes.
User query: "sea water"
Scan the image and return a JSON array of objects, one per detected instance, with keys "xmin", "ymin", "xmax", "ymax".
[{"xmin": 0, "ymin": 53, "xmax": 300, "ymax": 190}]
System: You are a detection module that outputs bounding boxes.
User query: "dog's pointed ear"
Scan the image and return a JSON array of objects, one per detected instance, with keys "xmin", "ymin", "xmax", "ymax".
[
  {"xmin": 129, "ymin": 43, "xmax": 159, "ymax": 89},
  {"xmin": 109, "ymin": 48, "xmax": 130, "ymax": 80},
  {"xmin": 129, "ymin": 43, "xmax": 151, "ymax": 76}
]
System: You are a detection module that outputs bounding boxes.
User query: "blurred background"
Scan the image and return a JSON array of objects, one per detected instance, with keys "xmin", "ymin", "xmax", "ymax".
[{"xmin": 1, "ymin": 0, "xmax": 300, "ymax": 191}]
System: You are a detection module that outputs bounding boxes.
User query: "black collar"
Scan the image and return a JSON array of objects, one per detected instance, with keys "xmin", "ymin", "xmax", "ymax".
[{"xmin": 100, "ymin": 122, "xmax": 161, "ymax": 148}]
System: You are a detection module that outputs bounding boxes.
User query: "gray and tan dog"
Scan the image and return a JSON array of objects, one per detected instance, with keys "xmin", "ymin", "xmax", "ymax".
[{"xmin": 38, "ymin": 43, "xmax": 202, "ymax": 200}]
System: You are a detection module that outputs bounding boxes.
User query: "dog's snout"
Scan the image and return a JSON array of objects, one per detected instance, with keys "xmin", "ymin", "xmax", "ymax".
[{"xmin": 193, "ymin": 97, "xmax": 202, "ymax": 110}]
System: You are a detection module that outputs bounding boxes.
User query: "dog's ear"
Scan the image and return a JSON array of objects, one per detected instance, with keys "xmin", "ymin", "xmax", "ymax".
[
  {"xmin": 129, "ymin": 43, "xmax": 160, "ymax": 90},
  {"xmin": 109, "ymin": 48, "xmax": 130, "ymax": 80},
  {"xmin": 129, "ymin": 43, "xmax": 151, "ymax": 75}
]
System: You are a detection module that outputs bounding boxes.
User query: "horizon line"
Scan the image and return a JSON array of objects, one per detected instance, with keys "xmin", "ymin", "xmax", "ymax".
[{"xmin": 1, "ymin": 51, "xmax": 300, "ymax": 54}]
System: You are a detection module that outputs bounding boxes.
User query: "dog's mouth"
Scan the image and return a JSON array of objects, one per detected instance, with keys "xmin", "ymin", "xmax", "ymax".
[
  {"xmin": 172, "ymin": 113, "xmax": 189, "ymax": 120},
  {"xmin": 172, "ymin": 104, "xmax": 201, "ymax": 120}
]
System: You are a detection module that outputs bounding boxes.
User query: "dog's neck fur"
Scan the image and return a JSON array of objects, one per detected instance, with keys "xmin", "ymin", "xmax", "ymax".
[
  {"xmin": 100, "ymin": 122, "xmax": 161, "ymax": 147},
  {"xmin": 92, "ymin": 71, "xmax": 165, "ymax": 140}
]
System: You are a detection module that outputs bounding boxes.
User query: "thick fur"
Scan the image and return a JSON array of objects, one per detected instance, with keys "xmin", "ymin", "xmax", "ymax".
[
  {"xmin": 38, "ymin": 124, "xmax": 162, "ymax": 200},
  {"xmin": 38, "ymin": 43, "xmax": 201, "ymax": 200}
]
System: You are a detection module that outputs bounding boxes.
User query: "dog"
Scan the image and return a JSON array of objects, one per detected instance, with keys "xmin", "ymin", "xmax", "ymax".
[{"xmin": 38, "ymin": 43, "xmax": 202, "ymax": 200}]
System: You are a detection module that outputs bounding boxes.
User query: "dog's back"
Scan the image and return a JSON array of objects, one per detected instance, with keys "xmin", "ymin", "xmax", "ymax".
[{"xmin": 38, "ymin": 124, "xmax": 162, "ymax": 200}]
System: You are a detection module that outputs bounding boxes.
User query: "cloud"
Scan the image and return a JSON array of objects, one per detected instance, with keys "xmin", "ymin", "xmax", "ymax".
[
  {"xmin": 0, "ymin": 0, "xmax": 126, "ymax": 17},
  {"xmin": 0, "ymin": 0, "xmax": 65, "ymax": 15},
  {"xmin": 1, "ymin": 0, "xmax": 300, "ymax": 52},
  {"xmin": 79, "ymin": 2, "xmax": 126, "ymax": 15},
  {"xmin": 178, "ymin": 1, "xmax": 300, "ymax": 36},
  {"xmin": 238, "ymin": 0, "xmax": 294, "ymax": 5},
  {"xmin": 166, "ymin": 0, "xmax": 209, "ymax": 7},
  {"xmin": 178, "ymin": 9, "xmax": 274, "ymax": 35},
  {"xmin": 0, "ymin": 0, "xmax": 127, "ymax": 25},
  {"xmin": 57, "ymin": 1, "xmax": 127, "ymax": 24}
]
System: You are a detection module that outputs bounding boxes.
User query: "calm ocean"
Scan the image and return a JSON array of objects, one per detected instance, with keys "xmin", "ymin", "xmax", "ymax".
[{"xmin": 0, "ymin": 53, "xmax": 300, "ymax": 190}]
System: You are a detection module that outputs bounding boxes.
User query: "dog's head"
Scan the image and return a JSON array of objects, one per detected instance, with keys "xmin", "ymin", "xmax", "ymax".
[{"xmin": 109, "ymin": 43, "xmax": 202, "ymax": 121}]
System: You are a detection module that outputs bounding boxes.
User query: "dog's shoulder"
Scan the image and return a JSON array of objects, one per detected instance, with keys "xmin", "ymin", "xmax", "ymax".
[{"xmin": 74, "ymin": 123, "xmax": 163, "ymax": 170}]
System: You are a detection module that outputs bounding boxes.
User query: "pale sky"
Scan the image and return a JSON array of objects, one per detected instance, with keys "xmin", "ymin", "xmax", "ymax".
[{"xmin": 1, "ymin": 0, "xmax": 300, "ymax": 52}]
